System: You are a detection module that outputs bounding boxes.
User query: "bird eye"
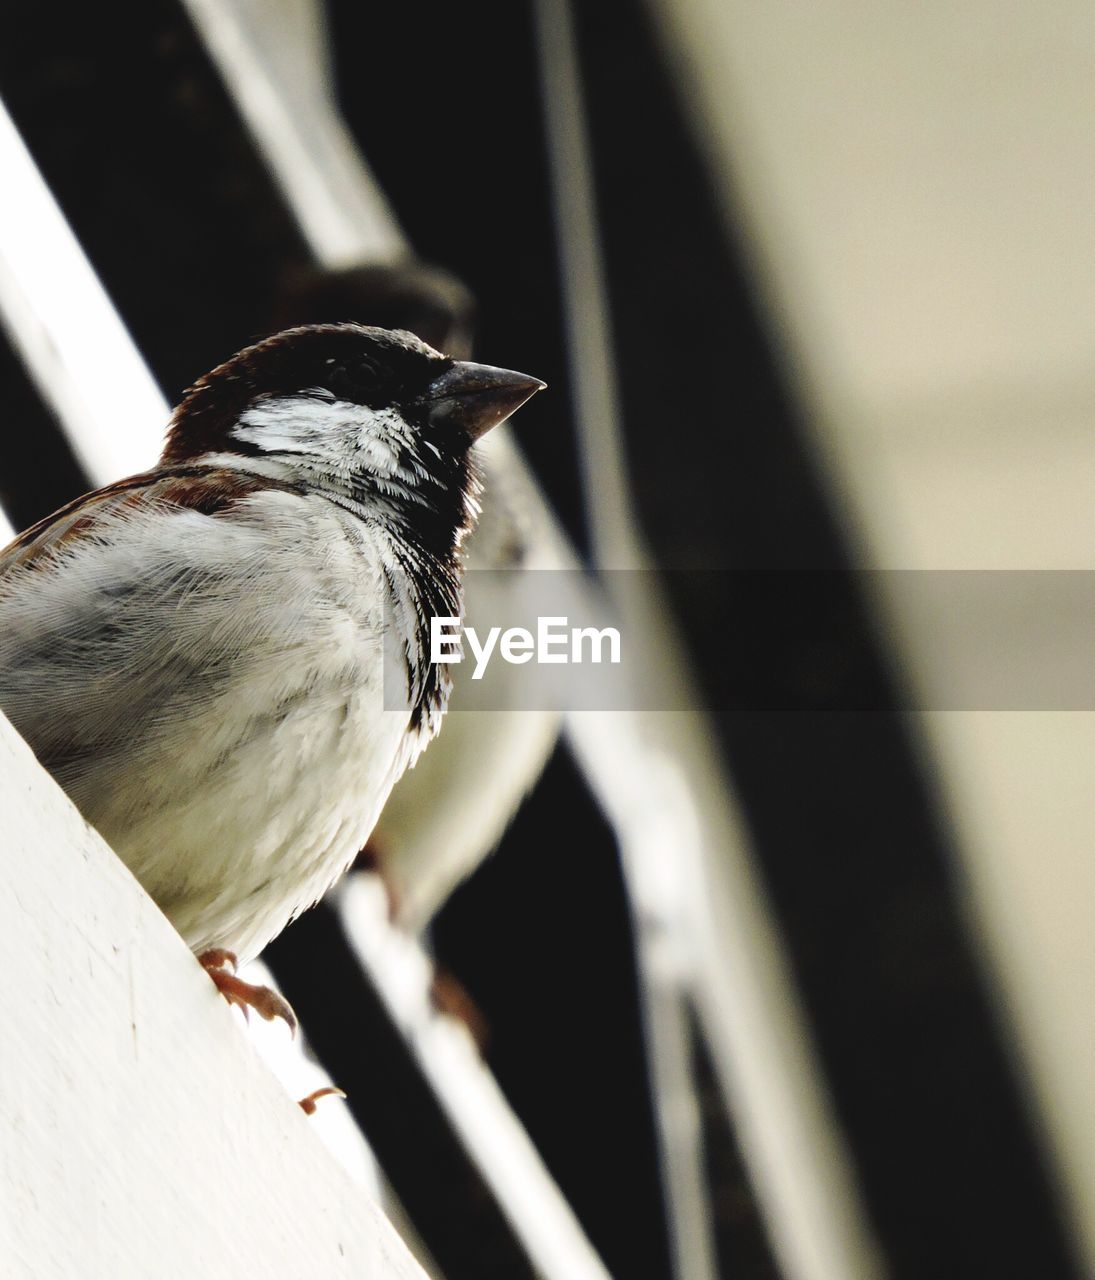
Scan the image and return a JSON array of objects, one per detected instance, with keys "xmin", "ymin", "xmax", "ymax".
[
  {"xmin": 324, "ymin": 363, "xmax": 350, "ymax": 398},
  {"xmin": 326, "ymin": 354, "xmax": 387, "ymax": 403},
  {"xmin": 324, "ymin": 361, "xmax": 363, "ymax": 398}
]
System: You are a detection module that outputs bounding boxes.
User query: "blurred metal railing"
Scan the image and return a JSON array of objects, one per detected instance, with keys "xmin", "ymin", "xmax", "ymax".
[
  {"xmin": 533, "ymin": 4, "xmax": 883, "ymax": 1278},
  {"xmin": 0, "ymin": 98, "xmax": 165, "ymax": 517}
]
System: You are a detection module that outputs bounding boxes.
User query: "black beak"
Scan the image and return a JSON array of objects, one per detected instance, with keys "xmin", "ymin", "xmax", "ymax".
[{"xmin": 420, "ymin": 361, "xmax": 546, "ymax": 442}]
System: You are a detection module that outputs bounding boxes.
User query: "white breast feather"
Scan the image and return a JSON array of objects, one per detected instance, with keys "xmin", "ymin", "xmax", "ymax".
[{"xmin": 0, "ymin": 486, "xmax": 430, "ymax": 961}]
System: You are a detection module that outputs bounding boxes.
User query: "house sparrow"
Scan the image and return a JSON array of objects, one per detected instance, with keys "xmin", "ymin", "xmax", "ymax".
[{"xmin": 0, "ymin": 323, "xmax": 543, "ymax": 1024}]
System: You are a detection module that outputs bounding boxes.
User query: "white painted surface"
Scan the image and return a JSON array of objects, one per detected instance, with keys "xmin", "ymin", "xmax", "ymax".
[
  {"xmin": 0, "ymin": 710, "xmax": 425, "ymax": 1280},
  {"xmin": 652, "ymin": 0, "xmax": 1095, "ymax": 1262}
]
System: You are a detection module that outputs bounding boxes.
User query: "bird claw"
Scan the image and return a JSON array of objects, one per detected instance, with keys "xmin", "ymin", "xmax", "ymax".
[
  {"xmin": 198, "ymin": 949, "xmax": 298, "ymax": 1036},
  {"xmin": 298, "ymin": 1085, "xmax": 346, "ymax": 1116}
]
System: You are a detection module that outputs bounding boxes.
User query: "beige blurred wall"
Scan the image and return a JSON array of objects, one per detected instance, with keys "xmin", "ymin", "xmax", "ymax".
[{"xmin": 650, "ymin": 0, "xmax": 1095, "ymax": 1263}]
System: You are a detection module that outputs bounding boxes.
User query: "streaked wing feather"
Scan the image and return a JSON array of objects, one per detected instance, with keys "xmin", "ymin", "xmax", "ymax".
[
  {"xmin": 0, "ymin": 466, "xmax": 307, "ymax": 792},
  {"xmin": 0, "ymin": 467, "xmax": 284, "ymax": 573}
]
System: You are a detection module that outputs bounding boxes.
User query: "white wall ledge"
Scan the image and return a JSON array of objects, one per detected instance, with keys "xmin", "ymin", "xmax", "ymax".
[{"xmin": 0, "ymin": 710, "xmax": 425, "ymax": 1280}]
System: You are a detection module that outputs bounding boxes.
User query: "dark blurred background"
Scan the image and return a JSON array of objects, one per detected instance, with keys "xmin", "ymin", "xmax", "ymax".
[{"xmin": 0, "ymin": 2, "xmax": 1089, "ymax": 1277}]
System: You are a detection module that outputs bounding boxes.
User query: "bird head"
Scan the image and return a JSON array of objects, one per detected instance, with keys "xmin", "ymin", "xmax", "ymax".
[{"xmin": 162, "ymin": 322, "xmax": 544, "ymax": 473}]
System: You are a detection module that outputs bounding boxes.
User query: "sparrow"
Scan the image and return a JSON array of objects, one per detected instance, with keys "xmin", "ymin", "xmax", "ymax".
[{"xmin": 0, "ymin": 323, "xmax": 543, "ymax": 1025}]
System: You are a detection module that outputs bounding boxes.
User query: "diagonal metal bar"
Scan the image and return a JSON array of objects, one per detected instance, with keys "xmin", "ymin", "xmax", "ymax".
[
  {"xmin": 531, "ymin": 0, "xmax": 886, "ymax": 1277},
  {"xmin": 339, "ymin": 877, "xmax": 613, "ymax": 1280},
  {"xmin": 0, "ymin": 99, "xmax": 168, "ymax": 494},
  {"xmin": 182, "ymin": 0, "xmax": 403, "ymax": 267},
  {"xmin": 531, "ymin": 2, "xmax": 718, "ymax": 1275}
]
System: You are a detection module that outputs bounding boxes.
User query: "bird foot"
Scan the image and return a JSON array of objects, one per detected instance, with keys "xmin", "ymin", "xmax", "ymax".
[
  {"xmin": 198, "ymin": 949, "xmax": 298, "ymax": 1037},
  {"xmin": 298, "ymin": 1085, "xmax": 347, "ymax": 1116}
]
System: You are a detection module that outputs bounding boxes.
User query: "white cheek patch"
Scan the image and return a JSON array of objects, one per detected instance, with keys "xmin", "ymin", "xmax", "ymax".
[
  {"xmin": 231, "ymin": 395, "xmax": 438, "ymax": 493},
  {"xmin": 352, "ymin": 407, "xmax": 409, "ymax": 476},
  {"xmin": 234, "ymin": 393, "xmax": 350, "ymax": 456}
]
